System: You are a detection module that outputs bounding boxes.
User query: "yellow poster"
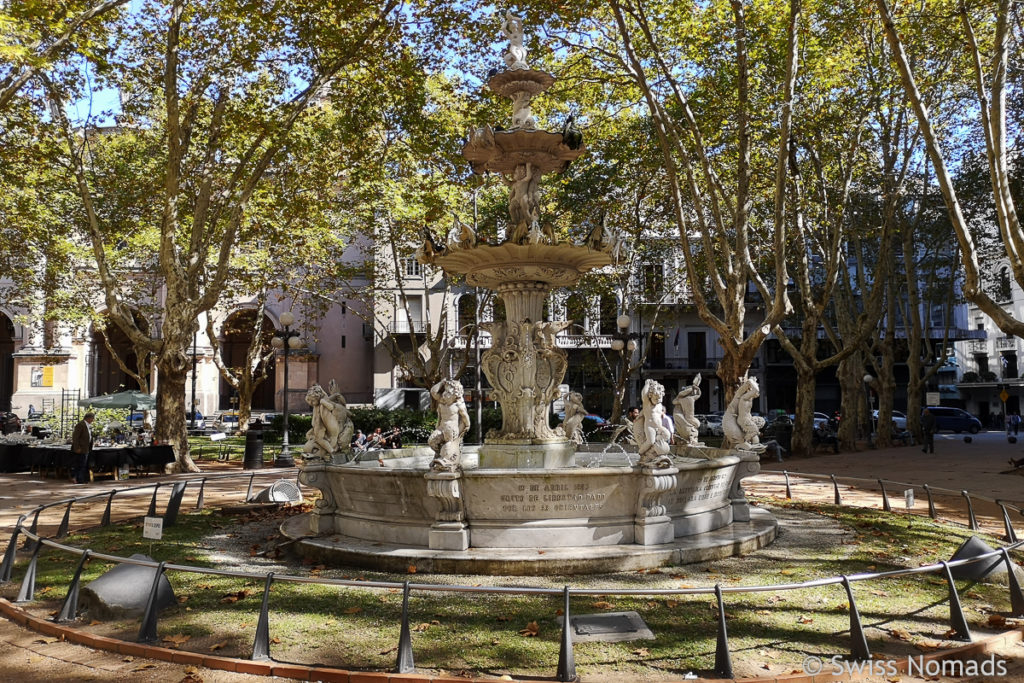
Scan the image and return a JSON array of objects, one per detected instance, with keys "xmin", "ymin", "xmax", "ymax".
[{"xmin": 41, "ymin": 366, "xmax": 54, "ymax": 387}]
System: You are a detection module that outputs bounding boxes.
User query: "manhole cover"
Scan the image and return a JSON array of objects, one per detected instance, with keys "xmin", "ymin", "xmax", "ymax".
[{"xmin": 558, "ymin": 611, "xmax": 655, "ymax": 643}]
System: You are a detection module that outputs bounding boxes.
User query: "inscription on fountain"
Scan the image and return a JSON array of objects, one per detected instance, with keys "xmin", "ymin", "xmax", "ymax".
[
  {"xmin": 500, "ymin": 481, "xmax": 608, "ymax": 513},
  {"xmin": 668, "ymin": 470, "xmax": 733, "ymax": 505}
]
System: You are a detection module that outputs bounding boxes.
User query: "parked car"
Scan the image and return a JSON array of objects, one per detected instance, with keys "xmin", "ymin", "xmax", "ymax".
[
  {"xmin": 923, "ymin": 406, "xmax": 982, "ymax": 434},
  {"xmin": 127, "ymin": 411, "xmax": 153, "ymax": 429},
  {"xmin": 812, "ymin": 412, "xmax": 831, "ymax": 430},
  {"xmin": 701, "ymin": 414, "xmax": 724, "ymax": 437},
  {"xmin": 872, "ymin": 409, "xmax": 907, "ymax": 430},
  {"xmin": 214, "ymin": 411, "xmax": 240, "ymax": 432},
  {"xmin": 0, "ymin": 411, "xmax": 21, "ymax": 435}
]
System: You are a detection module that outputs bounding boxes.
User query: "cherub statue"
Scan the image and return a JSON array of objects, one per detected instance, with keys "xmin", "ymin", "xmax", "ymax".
[
  {"xmin": 447, "ymin": 216, "xmax": 477, "ymax": 250},
  {"xmin": 303, "ymin": 380, "xmax": 353, "ymax": 459},
  {"xmin": 466, "ymin": 125, "xmax": 495, "ymax": 152},
  {"xmin": 500, "ymin": 11, "xmax": 528, "ymax": 70},
  {"xmin": 633, "ymin": 379, "xmax": 673, "ymax": 468},
  {"xmin": 428, "ymin": 379, "xmax": 471, "ymax": 472},
  {"xmin": 562, "ymin": 391, "xmax": 587, "ymax": 445},
  {"xmin": 722, "ymin": 376, "xmax": 767, "ymax": 452},
  {"xmin": 673, "ymin": 373, "xmax": 703, "ymax": 447}
]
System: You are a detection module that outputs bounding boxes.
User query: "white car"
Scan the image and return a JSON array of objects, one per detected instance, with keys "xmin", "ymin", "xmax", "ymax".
[
  {"xmin": 813, "ymin": 412, "xmax": 831, "ymax": 430},
  {"xmin": 700, "ymin": 414, "xmax": 724, "ymax": 437},
  {"xmin": 873, "ymin": 409, "xmax": 908, "ymax": 430}
]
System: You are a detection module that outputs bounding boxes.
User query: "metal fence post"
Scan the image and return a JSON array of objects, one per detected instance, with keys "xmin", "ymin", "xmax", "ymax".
[
  {"xmin": 245, "ymin": 474, "xmax": 256, "ymax": 502},
  {"xmin": 251, "ymin": 572, "xmax": 274, "ymax": 661},
  {"xmin": 195, "ymin": 478, "xmax": 207, "ymax": 511},
  {"xmin": 0, "ymin": 515, "xmax": 26, "ymax": 582},
  {"xmin": 714, "ymin": 584, "xmax": 733, "ymax": 679},
  {"xmin": 101, "ymin": 490, "xmax": 115, "ymax": 527},
  {"xmin": 783, "ymin": 471, "xmax": 791, "ymax": 499},
  {"xmin": 878, "ymin": 480, "xmax": 891, "ymax": 513},
  {"xmin": 54, "ymin": 550, "xmax": 91, "ymax": 623},
  {"xmin": 147, "ymin": 484, "xmax": 161, "ymax": 517},
  {"xmin": 15, "ymin": 541, "xmax": 42, "ymax": 603},
  {"xmin": 163, "ymin": 482, "xmax": 187, "ymax": 526},
  {"xmin": 831, "ymin": 475, "xmax": 842, "ymax": 506},
  {"xmin": 841, "ymin": 576, "xmax": 870, "ymax": 661},
  {"xmin": 1000, "ymin": 548, "xmax": 1024, "ymax": 617},
  {"xmin": 55, "ymin": 501, "xmax": 73, "ymax": 539},
  {"xmin": 961, "ymin": 491, "xmax": 979, "ymax": 531},
  {"xmin": 24, "ymin": 509, "xmax": 40, "ymax": 551},
  {"xmin": 557, "ymin": 585, "xmax": 576, "ymax": 682},
  {"xmin": 999, "ymin": 501, "xmax": 1018, "ymax": 543},
  {"xmin": 137, "ymin": 561, "xmax": 167, "ymax": 644},
  {"xmin": 940, "ymin": 561, "xmax": 971, "ymax": 642},
  {"xmin": 923, "ymin": 484, "xmax": 936, "ymax": 519},
  {"xmin": 395, "ymin": 581, "xmax": 415, "ymax": 673}
]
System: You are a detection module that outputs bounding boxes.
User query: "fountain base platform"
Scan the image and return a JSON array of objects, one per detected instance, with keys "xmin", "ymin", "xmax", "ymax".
[{"xmin": 281, "ymin": 507, "xmax": 776, "ymax": 575}]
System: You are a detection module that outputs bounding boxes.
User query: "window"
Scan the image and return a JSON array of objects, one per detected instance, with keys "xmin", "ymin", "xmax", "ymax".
[
  {"xmin": 341, "ymin": 335, "xmax": 346, "ymax": 348},
  {"xmin": 341, "ymin": 301, "xmax": 347, "ymax": 315},
  {"xmin": 929, "ymin": 303, "xmax": 945, "ymax": 329},
  {"xmin": 998, "ymin": 266, "xmax": 1012, "ymax": 302},
  {"xmin": 405, "ymin": 258, "xmax": 422, "ymax": 278}
]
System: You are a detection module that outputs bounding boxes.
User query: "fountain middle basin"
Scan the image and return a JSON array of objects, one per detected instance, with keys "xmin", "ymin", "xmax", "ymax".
[{"xmin": 287, "ymin": 448, "xmax": 776, "ymax": 574}]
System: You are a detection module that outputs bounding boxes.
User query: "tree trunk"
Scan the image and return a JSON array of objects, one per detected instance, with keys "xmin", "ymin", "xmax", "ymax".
[
  {"xmin": 791, "ymin": 363, "xmax": 817, "ymax": 457},
  {"xmin": 155, "ymin": 352, "xmax": 198, "ymax": 472},
  {"xmin": 836, "ymin": 356, "xmax": 864, "ymax": 451}
]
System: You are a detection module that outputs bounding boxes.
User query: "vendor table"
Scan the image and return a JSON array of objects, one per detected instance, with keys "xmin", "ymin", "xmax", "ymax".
[{"xmin": 0, "ymin": 443, "xmax": 174, "ymax": 476}]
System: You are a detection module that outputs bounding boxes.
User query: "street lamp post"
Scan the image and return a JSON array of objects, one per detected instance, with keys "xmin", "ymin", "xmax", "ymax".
[
  {"xmin": 611, "ymin": 314, "xmax": 641, "ymax": 410},
  {"xmin": 190, "ymin": 328, "xmax": 197, "ymax": 430},
  {"xmin": 863, "ymin": 373, "xmax": 875, "ymax": 440},
  {"xmin": 271, "ymin": 311, "xmax": 301, "ymax": 467}
]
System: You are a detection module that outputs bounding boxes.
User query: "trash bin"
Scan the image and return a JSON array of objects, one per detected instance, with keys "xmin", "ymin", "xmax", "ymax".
[{"xmin": 243, "ymin": 430, "xmax": 264, "ymax": 469}]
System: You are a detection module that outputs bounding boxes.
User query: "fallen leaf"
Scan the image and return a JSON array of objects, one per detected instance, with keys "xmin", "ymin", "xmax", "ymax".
[
  {"xmin": 889, "ymin": 628, "xmax": 912, "ymax": 641},
  {"xmin": 555, "ymin": 608, "xmax": 564, "ymax": 616},
  {"xmin": 431, "ymin": 619, "xmax": 441, "ymax": 625},
  {"xmin": 209, "ymin": 641, "xmax": 228, "ymax": 651},
  {"xmin": 89, "ymin": 619, "xmax": 101, "ymax": 625},
  {"xmin": 413, "ymin": 623, "xmax": 431, "ymax": 632},
  {"xmin": 797, "ymin": 616, "xmax": 814, "ymax": 624},
  {"xmin": 678, "ymin": 584, "xmax": 695, "ymax": 589},
  {"xmin": 780, "ymin": 569, "xmax": 796, "ymax": 576},
  {"xmin": 33, "ymin": 637, "xmax": 60, "ymax": 644},
  {"xmin": 132, "ymin": 663, "xmax": 157, "ymax": 671},
  {"xmin": 632, "ymin": 647, "xmax": 650, "ymax": 657},
  {"xmin": 163, "ymin": 633, "xmax": 191, "ymax": 647},
  {"xmin": 496, "ymin": 616, "xmax": 512, "ymax": 622},
  {"xmin": 665, "ymin": 600, "xmax": 679, "ymax": 609},
  {"xmin": 490, "ymin": 639, "xmax": 500, "ymax": 645},
  {"xmin": 122, "ymin": 656, "xmax": 134, "ymax": 663},
  {"xmin": 988, "ymin": 614, "xmax": 1008, "ymax": 628},
  {"xmin": 196, "ymin": 583, "xmax": 213, "ymax": 590},
  {"xmin": 756, "ymin": 610, "xmax": 770, "ymax": 615},
  {"xmin": 407, "ymin": 565, "xmax": 417, "ymax": 573},
  {"xmin": 219, "ymin": 589, "xmax": 250, "ymax": 604},
  {"xmin": 177, "ymin": 596, "xmax": 189, "ymax": 603},
  {"xmin": 379, "ymin": 646, "xmax": 398, "ymax": 655},
  {"xmin": 519, "ymin": 621, "xmax": 540, "ymax": 637},
  {"xmin": 344, "ymin": 607, "xmax": 363, "ymax": 614},
  {"xmin": 271, "ymin": 637, "xmax": 281, "ymax": 644},
  {"xmin": 592, "ymin": 601, "xmax": 615, "ymax": 610},
  {"xmin": 36, "ymin": 586, "xmax": 51, "ymax": 595}
]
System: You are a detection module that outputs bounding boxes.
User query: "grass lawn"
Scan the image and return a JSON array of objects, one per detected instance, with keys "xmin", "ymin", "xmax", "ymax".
[{"xmin": 3, "ymin": 497, "xmax": 1020, "ymax": 679}]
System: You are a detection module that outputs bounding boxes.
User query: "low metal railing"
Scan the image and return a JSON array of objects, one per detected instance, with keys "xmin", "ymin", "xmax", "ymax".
[{"xmin": 1, "ymin": 469, "xmax": 1023, "ymax": 680}]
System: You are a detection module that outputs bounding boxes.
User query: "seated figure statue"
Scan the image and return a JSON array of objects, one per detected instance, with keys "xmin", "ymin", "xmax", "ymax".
[
  {"xmin": 633, "ymin": 379, "xmax": 673, "ymax": 469},
  {"xmin": 722, "ymin": 376, "xmax": 767, "ymax": 453},
  {"xmin": 428, "ymin": 379, "xmax": 471, "ymax": 472},
  {"xmin": 303, "ymin": 380, "xmax": 353, "ymax": 460}
]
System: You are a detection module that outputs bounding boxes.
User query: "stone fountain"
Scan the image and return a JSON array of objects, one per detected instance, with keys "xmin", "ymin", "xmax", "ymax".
[{"xmin": 287, "ymin": 14, "xmax": 775, "ymax": 574}]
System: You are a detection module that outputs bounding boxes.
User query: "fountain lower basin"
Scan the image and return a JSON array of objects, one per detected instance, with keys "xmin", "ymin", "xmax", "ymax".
[{"xmin": 287, "ymin": 446, "xmax": 776, "ymax": 574}]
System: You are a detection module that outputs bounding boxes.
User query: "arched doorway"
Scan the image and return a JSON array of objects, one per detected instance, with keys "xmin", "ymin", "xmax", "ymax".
[
  {"xmin": 0, "ymin": 313, "xmax": 13, "ymax": 411},
  {"xmin": 218, "ymin": 309, "xmax": 276, "ymax": 411},
  {"xmin": 91, "ymin": 315, "xmax": 150, "ymax": 395}
]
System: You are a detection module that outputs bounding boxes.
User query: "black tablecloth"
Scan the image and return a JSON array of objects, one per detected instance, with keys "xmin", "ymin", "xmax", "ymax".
[{"xmin": 0, "ymin": 444, "xmax": 175, "ymax": 474}]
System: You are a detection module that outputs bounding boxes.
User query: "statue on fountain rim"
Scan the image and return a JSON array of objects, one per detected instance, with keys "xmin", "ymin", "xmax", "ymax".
[
  {"xmin": 722, "ymin": 376, "xmax": 767, "ymax": 453},
  {"xmin": 303, "ymin": 380, "xmax": 353, "ymax": 460},
  {"xmin": 428, "ymin": 378, "xmax": 471, "ymax": 472},
  {"xmin": 562, "ymin": 391, "xmax": 587, "ymax": 445},
  {"xmin": 633, "ymin": 379, "xmax": 673, "ymax": 469},
  {"xmin": 673, "ymin": 373, "xmax": 704, "ymax": 447}
]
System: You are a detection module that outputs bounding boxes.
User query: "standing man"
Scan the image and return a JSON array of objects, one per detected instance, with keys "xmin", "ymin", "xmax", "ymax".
[
  {"xmin": 71, "ymin": 412, "xmax": 95, "ymax": 484},
  {"xmin": 921, "ymin": 408, "xmax": 937, "ymax": 454}
]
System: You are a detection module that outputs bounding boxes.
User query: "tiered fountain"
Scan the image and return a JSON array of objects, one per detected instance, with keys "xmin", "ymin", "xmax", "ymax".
[{"xmin": 288, "ymin": 14, "xmax": 775, "ymax": 574}]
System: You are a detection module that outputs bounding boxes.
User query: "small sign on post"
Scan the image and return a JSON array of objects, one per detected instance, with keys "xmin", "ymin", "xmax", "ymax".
[
  {"xmin": 926, "ymin": 392, "xmax": 941, "ymax": 406},
  {"xmin": 904, "ymin": 489, "xmax": 915, "ymax": 509},
  {"xmin": 143, "ymin": 516, "xmax": 163, "ymax": 540}
]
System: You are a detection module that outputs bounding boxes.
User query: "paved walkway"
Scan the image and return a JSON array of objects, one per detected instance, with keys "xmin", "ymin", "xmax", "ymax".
[{"xmin": 1, "ymin": 436, "xmax": 1023, "ymax": 681}]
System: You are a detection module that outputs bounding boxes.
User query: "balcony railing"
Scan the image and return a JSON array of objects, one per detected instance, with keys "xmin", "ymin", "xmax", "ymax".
[
  {"xmin": 995, "ymin": 337, "xmax": 1017, "ymax": 351},
  {"xmin": 388, "ymin": 320, "xmax": 428, "ymax": 334},
  {"xmin": 967, "ymin": 340, "xmax": 988, "ymax": 353},
  {"xmin": 449, "ymin": 334, "xmax": 613, "ymax": 350},
  {"xmin": 645, "ymin": 356, "xmax": 723, "ymax": 371}
]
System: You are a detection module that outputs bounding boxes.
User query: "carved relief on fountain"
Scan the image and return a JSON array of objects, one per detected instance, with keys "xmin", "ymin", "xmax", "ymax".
[{"xmin": 480, "ymin": 319, "xmax": 570, "ymax": 442}]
